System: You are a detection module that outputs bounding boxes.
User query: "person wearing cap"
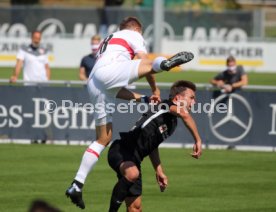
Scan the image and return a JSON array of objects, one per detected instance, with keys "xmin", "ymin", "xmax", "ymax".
[
  {"xmin": 210, "ymin": 55, "xmax": 248, "ymax": 94},
  {"xmin": 79, "ymin": 35, "xmax": 101, "ymax": 81}
]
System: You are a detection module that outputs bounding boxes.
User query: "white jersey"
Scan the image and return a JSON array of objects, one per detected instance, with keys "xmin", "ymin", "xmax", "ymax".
[
  {"xmin": 93, "ymin": 29, "xmax": 147, "ymax": 70},
  {"xmin": 87, "ymin": 30, "xmax": 147, "ymax": 123},
  {"xmin": 17, "ymin": 45, "xmax": 49, "ymax": 82}
]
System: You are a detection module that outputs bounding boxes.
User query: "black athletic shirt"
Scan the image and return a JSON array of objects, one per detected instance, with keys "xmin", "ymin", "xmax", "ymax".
[
  {"xmin": 214, "ymin": 65, "xmax": 245, "ymax": 85},
  {"xmin": 118, "ymin": 100, "xmax": 178, "ymax": 162},
  {"xmin": 80, "ymin": 54, "xmax": 97, "ymax": 78}
]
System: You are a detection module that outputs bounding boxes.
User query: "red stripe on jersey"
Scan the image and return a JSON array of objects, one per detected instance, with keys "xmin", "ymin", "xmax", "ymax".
[
  {"xmin": 86, "ymin": 148, "xmax": 99, "ymax": 158},
  {"xmin": 109, "ymin": 38, "xmax": 135, "ymax": 59}
]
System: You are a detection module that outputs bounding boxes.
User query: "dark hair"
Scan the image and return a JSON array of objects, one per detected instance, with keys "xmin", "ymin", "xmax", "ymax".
[
  {"xmin": 169, "ymin": 80, "xmax": 196, "ymax": 100},
  {"xmin": 119, "ymin": 16, "xmax": 142, "ymax": 30},
  {"xmin": 226, "ymin": 55, "xmax": 236, "ymax": 64}
]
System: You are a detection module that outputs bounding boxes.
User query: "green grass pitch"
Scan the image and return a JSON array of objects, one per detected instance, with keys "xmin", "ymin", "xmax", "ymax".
[
  {"xmin": 1, "ymin": 67, "xmax": 276, "ymax": 85},
  {"xmin": 0, "ymin": 144, "xmax": 276, "ymax": 212},
  {"xmin": 0, "ymin": 67, "xmax": 276, "ymax": 211}
]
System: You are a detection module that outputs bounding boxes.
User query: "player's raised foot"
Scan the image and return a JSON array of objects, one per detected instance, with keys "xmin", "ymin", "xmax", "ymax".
[
  {"xmin": 65, "ymin": 184, "xmax": 85, "ymax": 209},
  {"xmin": 160, "ymin": 51, "xmax": 194, "ymax": 71}
]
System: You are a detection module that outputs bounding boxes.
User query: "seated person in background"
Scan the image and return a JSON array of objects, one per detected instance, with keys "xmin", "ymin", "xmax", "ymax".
[
  {"xmin": 79, "ymin": 35, "xmax": 101, "ymax": 81},
  {"xmin": 210, "ymin": 55, "xmax": 248, "ymax": 95}
]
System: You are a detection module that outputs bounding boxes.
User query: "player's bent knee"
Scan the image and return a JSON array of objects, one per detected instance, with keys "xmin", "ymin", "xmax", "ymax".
[
  {"xmin": 120, "ymin": 162, "xmax": 140, "ymax": 182},
  {"xmin": 125, "ymin": 169, "xmax": 139, "ymax": 182}
]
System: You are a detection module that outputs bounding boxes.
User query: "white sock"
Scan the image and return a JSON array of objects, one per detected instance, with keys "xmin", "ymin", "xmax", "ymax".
[
  {"xmin": 74, "ymin": 141, "xmax": 105, "ymax": 184},
  {"xmin": 152, "ymin": 56, "xmax": 167, "ymax": 72}
]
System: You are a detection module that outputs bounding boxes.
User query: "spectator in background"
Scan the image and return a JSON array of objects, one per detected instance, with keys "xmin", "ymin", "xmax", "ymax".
[
  {"xmin": 79, "ymin": 35, "xmax": 101, "ymax": 81},
  {"xmin": 210, "ymin": 55, "xmax": 248, "ymax": 95},
  {"xmin": 10, "ymin": 30, "xmax": 51, "ymax": 85},
  {"xmin": 10, "ymin": 30, "xmax": 50, "ymax": 144}
]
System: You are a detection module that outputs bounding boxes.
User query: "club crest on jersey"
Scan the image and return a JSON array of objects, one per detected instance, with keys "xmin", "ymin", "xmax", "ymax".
[
  {"xmin": 39, "ymin": 48, "xmax": 45, "ymax": 55},
  {"xmin": 159, "ymin": 124, "xmax": 168, "ymax": 134}
]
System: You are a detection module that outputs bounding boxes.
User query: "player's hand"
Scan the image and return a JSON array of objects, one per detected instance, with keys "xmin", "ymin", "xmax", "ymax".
[
  {"xmin": 10, "ymin": 76, "xmax": 17, "ymax": 83},
  {"xmin": 156, "ymin": 172, "xmax": 168, "ymax": 192},
  {"xmin": 150, "ymin": 88, "xmax": 161, "ymax": 104},
  {"xmin": 149, "ymin": 95, "xmax": 161, "ymax": 104},
  {"xmin": 191, "ymin": 140, "xmax": 202, "ymax": 159}
]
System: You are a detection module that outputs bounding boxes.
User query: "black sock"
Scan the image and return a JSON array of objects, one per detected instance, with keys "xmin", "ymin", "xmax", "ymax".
[
  {"xmin": 109, "ymin": 177, "xmax": 134, "ymax": 212},
  {"xmin": 72, "ymin": 180, "xmax": 83, "ymax": 190}
]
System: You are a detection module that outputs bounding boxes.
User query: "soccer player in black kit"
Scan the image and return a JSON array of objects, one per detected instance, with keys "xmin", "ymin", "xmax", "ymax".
[{"xmin": 108, "ymin": 80, "xmax": 202, "ymax": 212}]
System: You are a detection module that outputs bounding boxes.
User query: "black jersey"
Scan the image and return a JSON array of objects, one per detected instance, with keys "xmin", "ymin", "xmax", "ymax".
[
  {"xmin": 80, "ymin": 54, "xmax": 97, "ymax": 78},
  {"xmin": 117, "ymin": 100, "xmax": 178, "ymax": 162},
  {"xmin": 214, "ymin": 65, "xmax": 246, "ymax": 90}
]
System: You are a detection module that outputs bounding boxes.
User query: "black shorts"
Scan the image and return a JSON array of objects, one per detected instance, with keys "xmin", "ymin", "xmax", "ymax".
[{"xmin": 108, "ymin": 139, "xmax": 142, "ymax": 197}]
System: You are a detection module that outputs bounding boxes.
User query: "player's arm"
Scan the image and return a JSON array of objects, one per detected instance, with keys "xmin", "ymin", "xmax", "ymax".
[
  {"xmin": 10, "ymin": 59, "xmax": 23, "ymax": 83},
  {"xmin": 232, "ymin": 74, "xmax": 248, "ymax": 89},
  {"xmin": 136, "ymin": 51, "xmax": 161, "ymax": 102},
  {"xmin": 170, "ymin": 105, "xmax": 202, "ymax": 159},
  {"xmin": 146, "ymin": 74, "xmax": 160, "ymax": 96},
  {"xmin": 149, "ymin": 148, "xmax": 168, "ymax": 192},
  {"xmin": 79, "ymin": 67, "xmax": 87, "ymax": 81},
  {"xmin": 45, "ymin": 63, "xmax": 51, "ymax": 80},
  {"xmin": 116, "ymin": 87, "xmax": 149, "ymax": 102}
]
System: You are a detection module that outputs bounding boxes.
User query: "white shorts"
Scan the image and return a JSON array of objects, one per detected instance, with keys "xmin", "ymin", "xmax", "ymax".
[{"xmin": 87, "ymin": 59, "xmax": 141, "ymax": 126}]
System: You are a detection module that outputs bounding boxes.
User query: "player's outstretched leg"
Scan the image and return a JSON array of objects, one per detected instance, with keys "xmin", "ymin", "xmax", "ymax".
[
  {"xmin": 160, "ymin": 51, "xmax": 194, "ymax": 71},
  {"xmin": 65, "ymin": 181, "xmax": 85, "ymax": 209}
]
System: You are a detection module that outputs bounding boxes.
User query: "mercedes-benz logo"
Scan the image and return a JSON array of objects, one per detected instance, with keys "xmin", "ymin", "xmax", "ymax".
[
  {"xmin": 208, "ymin": 93, "xmax": 253, "ymax": 143},
  {"xmin": 143, "ymin": 22, "xmax": 175, "ymax": 48},
  {"xmin": 37, "ymin": 18, "xmax": 66, "ymax": 37}
]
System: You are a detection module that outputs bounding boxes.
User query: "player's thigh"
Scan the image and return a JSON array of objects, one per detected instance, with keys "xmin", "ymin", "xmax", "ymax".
[
  {"xmin": 93, "ymin": 61, "xmax": 141, "ymax": 88},
  {"xmin": 96, "ymin": 122, "xmax": 112, "ymax": 146},
  {"xmin": 125, "ymin": 196, "xmax": 142, "ymax": 212},
  {"xmin": 108, "ymin": 140, "xmax": 125, "ymax": 172}
]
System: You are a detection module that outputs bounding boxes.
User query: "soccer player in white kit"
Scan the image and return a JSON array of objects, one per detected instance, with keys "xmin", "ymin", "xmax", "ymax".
[{"xmin": 66, "ymin": 16, "xmax": 194, "ymax": 209}]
